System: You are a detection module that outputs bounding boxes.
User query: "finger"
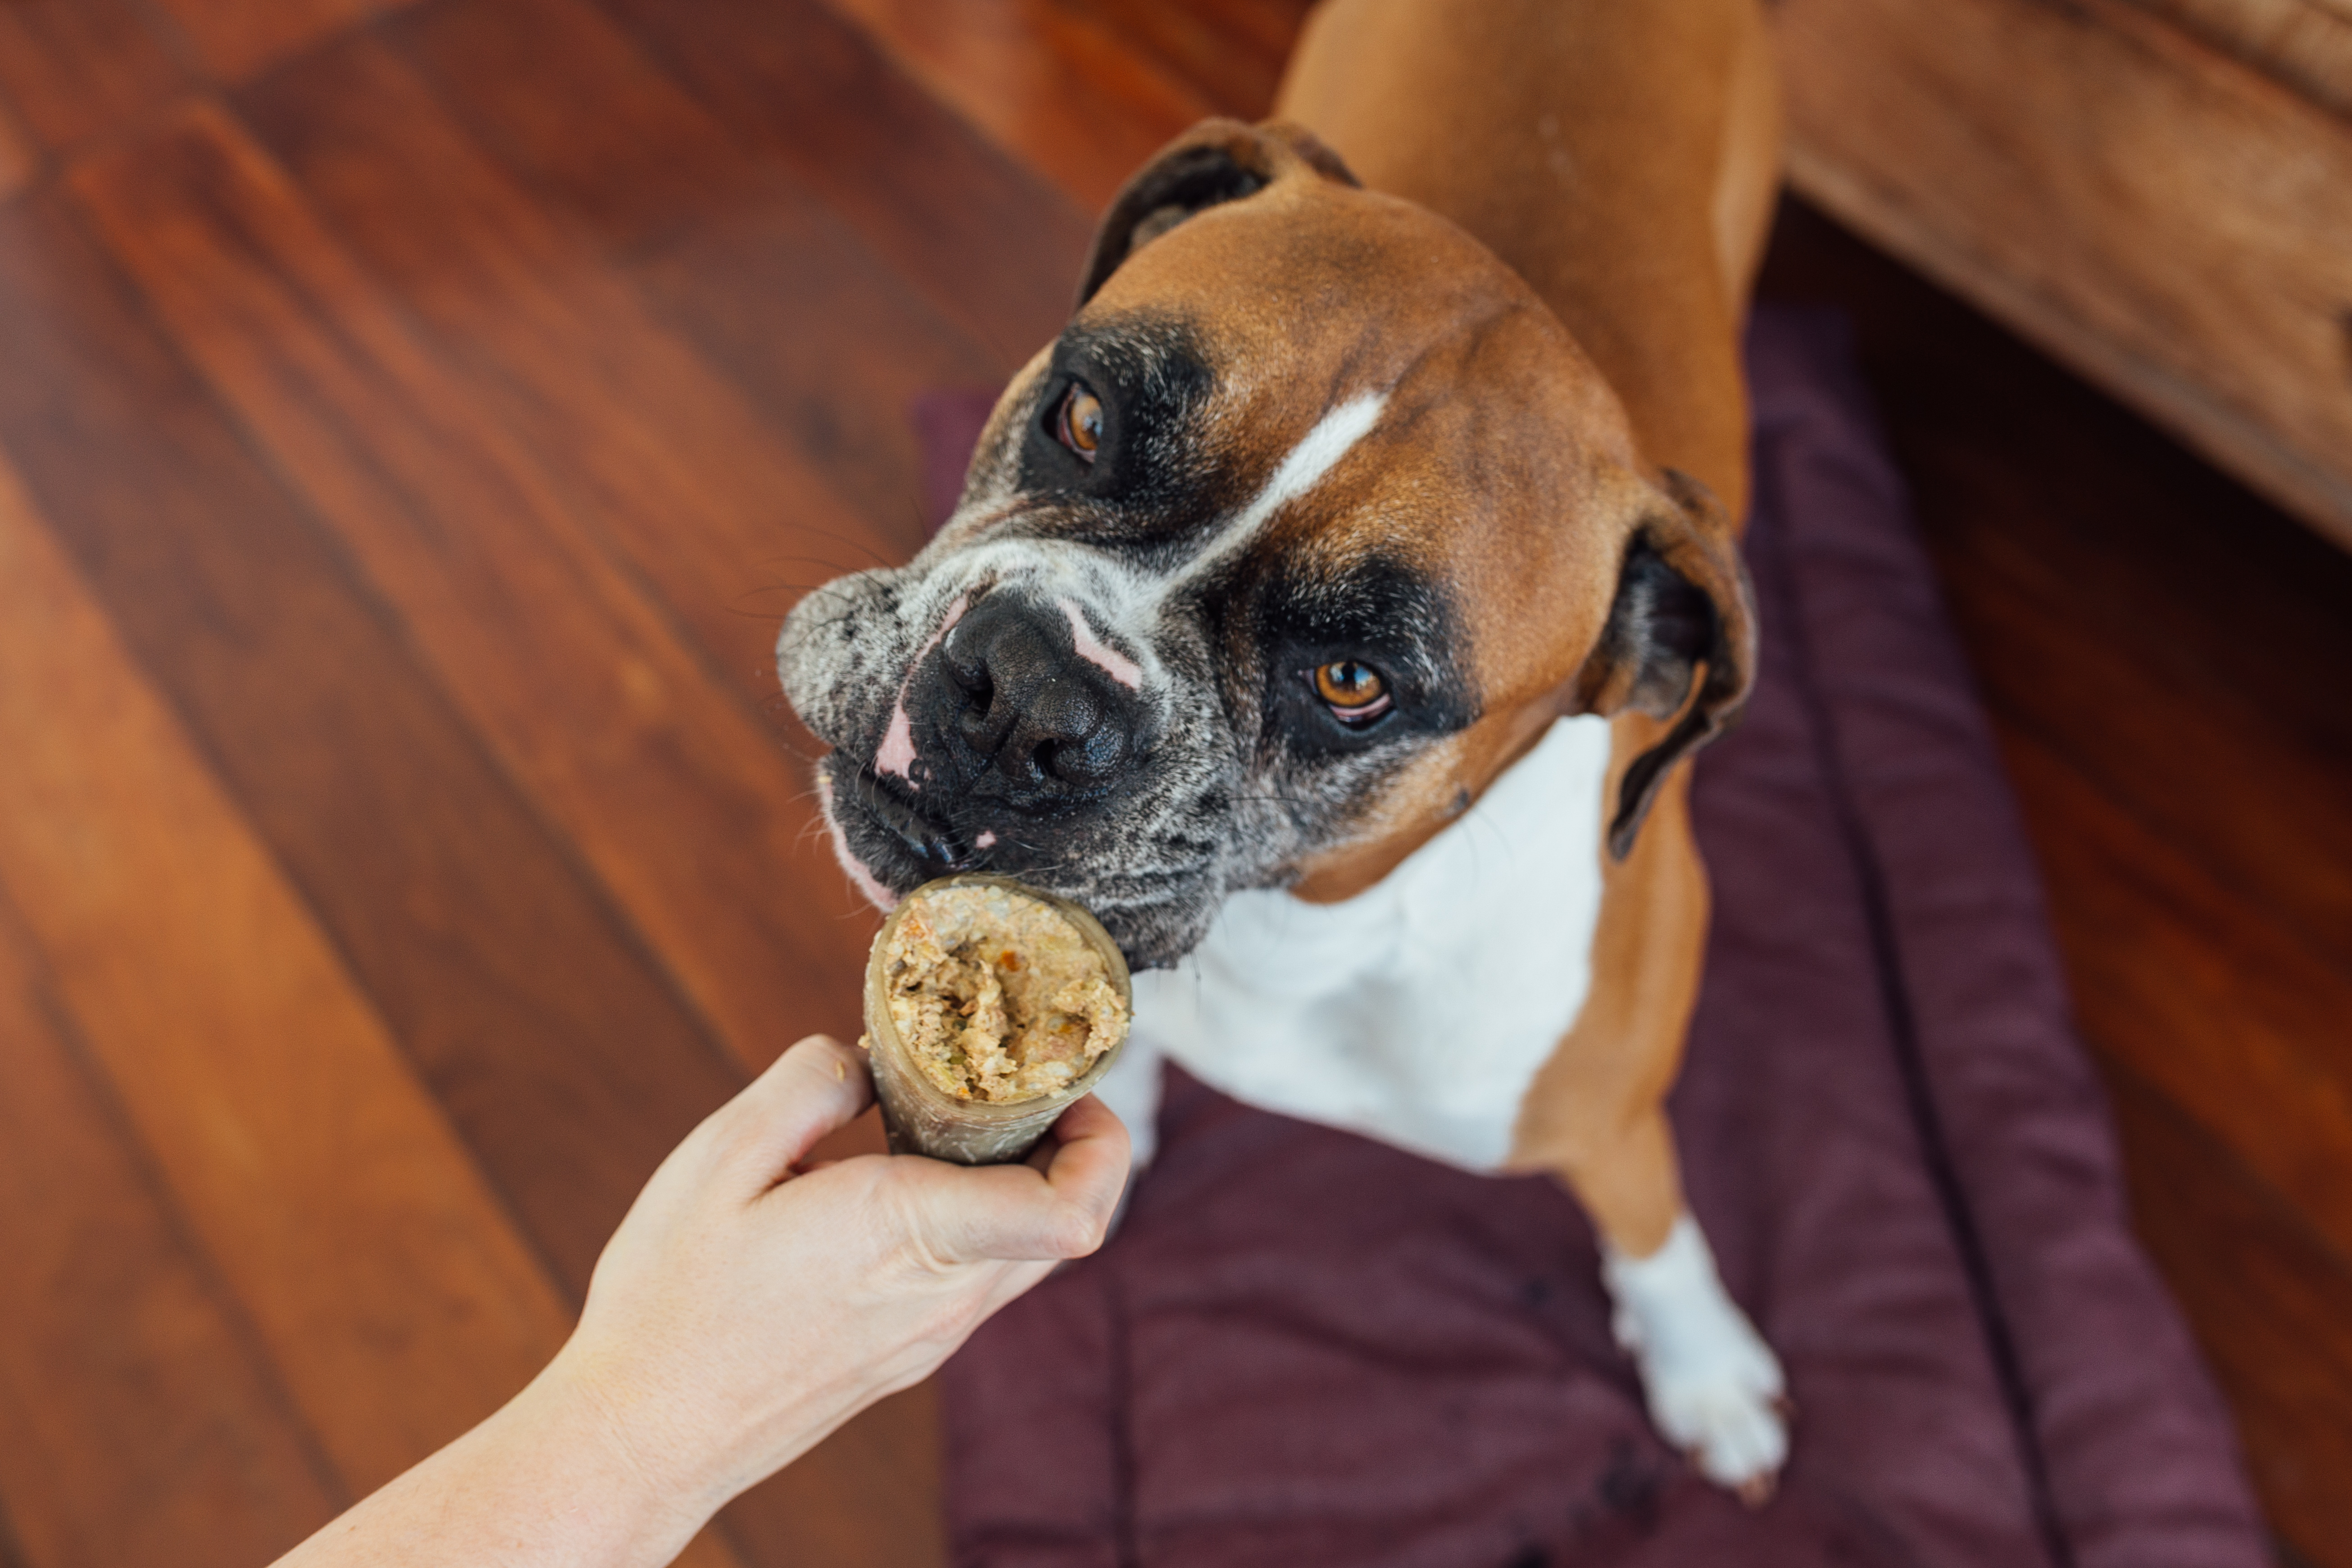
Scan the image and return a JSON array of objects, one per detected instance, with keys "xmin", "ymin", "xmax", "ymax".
[
  {"xmin": 1036, "ymin": 1096, "xmax": 1131, "ymax": 1232},
  {"xmin": 717, "ymin": 1035, "xmax": 876, "ymax": 1189},
  {"xmin": 899, "ymin": 1098, "xmax": 1131, "ymax": 1265}
]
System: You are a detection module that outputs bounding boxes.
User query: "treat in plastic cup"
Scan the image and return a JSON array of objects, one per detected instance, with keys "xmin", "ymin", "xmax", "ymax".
[{"xmin": 861, "ymin": 873, "xmax": 1132, "ymax": 1165}]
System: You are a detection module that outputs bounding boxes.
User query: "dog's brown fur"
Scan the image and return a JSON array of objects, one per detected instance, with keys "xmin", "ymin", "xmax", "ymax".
[{"xmin": 1272, "ymin": 0, "xmax": 1783, "ymax": 1258}]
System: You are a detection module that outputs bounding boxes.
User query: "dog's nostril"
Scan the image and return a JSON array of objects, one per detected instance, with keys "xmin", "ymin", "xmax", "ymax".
[
  {"xmin": 958, "ymin": 703, "xmax": 1001, "ymax": 750},
  {"xmin": 944, "ymin": 654, "xmax": 991, "ymax": 700}
]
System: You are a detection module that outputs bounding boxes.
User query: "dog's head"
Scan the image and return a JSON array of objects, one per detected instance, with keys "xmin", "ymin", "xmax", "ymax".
[{"xmin": 780, "ymin": 119, "xmax": 1753, "ymax": 968}]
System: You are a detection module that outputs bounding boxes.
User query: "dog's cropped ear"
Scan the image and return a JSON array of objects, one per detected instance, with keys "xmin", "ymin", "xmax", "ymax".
[
  {"xmin": 1576, "ymin": 469, "xmax": 1757, "ymax": 859},
  {"xmin": 1076, "ymin": 118, "xmax": 1359, "ymax": 307}
]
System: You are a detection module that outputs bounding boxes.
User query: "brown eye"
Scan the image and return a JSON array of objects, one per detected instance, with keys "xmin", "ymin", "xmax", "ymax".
[
  {"xmin": 1313, "ymin": 659, "xmax": 1391, "ymax": 721},
  {"xmin": 1056, "ymin": 382, "xmax": 1103, "ymax": 461}
]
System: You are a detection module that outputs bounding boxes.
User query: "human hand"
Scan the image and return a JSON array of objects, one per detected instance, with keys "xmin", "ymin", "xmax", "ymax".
[{"xmin": 531, "ymin": 1033, "xmax": 1129, "ymax": 1559}]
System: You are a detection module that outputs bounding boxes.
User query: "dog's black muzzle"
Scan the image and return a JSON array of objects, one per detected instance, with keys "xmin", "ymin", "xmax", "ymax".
[
  {"xmin": 839, "ymin": 591, "xmax": 1153, "ymax": 886},
  {"xmin": 922, "ymin": 591, "xmax": 1146, "ymax": 808}
]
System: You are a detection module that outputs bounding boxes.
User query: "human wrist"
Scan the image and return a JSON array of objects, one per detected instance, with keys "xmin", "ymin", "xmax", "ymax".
[{"xmin": 504, "ymin": 1344, "xmax": 723, "ymax": 1567}]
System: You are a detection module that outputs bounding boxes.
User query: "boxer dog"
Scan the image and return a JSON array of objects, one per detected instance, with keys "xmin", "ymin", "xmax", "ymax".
[{"xmin": 779, "ymin": 0, "xmax": 1787, "ymax": 1494}]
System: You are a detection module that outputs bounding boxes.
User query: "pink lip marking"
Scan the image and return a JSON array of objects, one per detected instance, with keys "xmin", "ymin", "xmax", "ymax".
[
  {"xmin": 874, "ymin": 702, "xmax": 917, "ymax": 782},
  {"xmin": 1060, "ymin": 598, "xmax": 1141, "ymax": 691},
  {"xmin": 872, "ymin": 594, "xmax": 971, "ymax": 786},
  {"xmin": 817, "ymin": 771, "xmax": 898, "ymax": 910},
  {"xmin": 974, "ymin": 830, "xmax": 998, "ymax": 850}
]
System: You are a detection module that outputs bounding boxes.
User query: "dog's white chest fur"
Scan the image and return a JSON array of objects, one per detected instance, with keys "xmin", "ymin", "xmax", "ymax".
[{"xmin": 1114, "ymin": 715, "xmax": 1612, "ymax": 1171}]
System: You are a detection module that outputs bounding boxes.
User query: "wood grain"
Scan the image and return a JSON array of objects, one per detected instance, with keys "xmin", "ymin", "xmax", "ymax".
[
  {"xmin": 0, "ymin": 191, "xmax": 747, "ymax": 1294},
  {"xmin": 813, "ymin": 0, "xmax": 1214, "ymax": 210},
  {"xmin": 263, "ymin": 10, "xmax": 977, "ymax": 568},
  {"xmin": 2005, "ymin": 731, "xmax": 2352, "ymax": 1257},
  {"xmin": 2107, "ymin": 1058, "xmax": 2352, "ymax": 1557},
  {"xmin": 1775, "ymin": 0, "xmax": 2352, "ymax": 549},
  {"xmin": 1077, "ymin": 0, "xmax": 1317, "ymax": 119},
  {"xmin": 599, "ymin": 0, "xmax": 1093, "ymax": 361},
  {"xmin": 147, "ymin": 0, "xmax": 418, "ymax": 81},
  {"xmin": 2126, "ymin": 0, "xmax": 2352, "ymax": 114},
  {"xmin": 0, "ymin": 0, "xmax": 189, "ymax": 154},
  {"xmin": 68, "ymin": 99, "xmax": 868, "ymax": 1065},
  {"xmin": 392, "ymin": 0, "xmax": 1009, "ymax": 530},
  {"xmin": 0, "ymin": 452, "xmax": 694, "ymax": 1533},
  {"xmin": 0, "ymin": 890, "xmax": 342, "ymax": 1568},
  {"xmin": 0, "ymin": 98, "xmax": 31, "ymax": 200},
  {"xmin": 61, "ymin": 87, "xmax": 940, "ymax": 1567}
]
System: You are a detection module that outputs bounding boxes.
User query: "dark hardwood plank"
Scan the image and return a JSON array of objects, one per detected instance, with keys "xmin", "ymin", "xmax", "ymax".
[
  {"xmin": 390, "ymin": 0, "xmax": 761, "ymax": 259},
  {"xmin": 388, "ymin": 0, "xmax": 1006, "ymax": 539},
  {"xmin": 1076, "ymin": 0, "xmax": 1318, "ymax": 118},
  {"xmin": 0, "ymin": 0, "xmax": 190, "ymax": 154},
  {"xmin": 147, "ymin": 0, "xmax": 415, "ymax": 82},
  {"xmin": 0, "ymin": 451, "xmax": 627, "ymax": 1523},
  {"xmin": 2106, "ymin": 1058, "xmax": 2352, "ymax": 1561},
  {"xmin": 624, "ymin": 200, "xmax": 992, "ymax": 545},
  {"xmin": 2001, "ymin": 727, "xmax": 2352, "ymax": 1263},
  {"xmin": 0, "ymin": 98, "xmax": 31, "ymax": 200},
  {"xmin": 259, "ymin": 9, "xmax": 978, "ymax": 582},
  {"xmin": 0, "ymin": 887, "xmax": 343, "ymax": 1568},
  {"xmin": 67, "ymin": 99, "xmax": 868, "ymax": 1063},
  {"xmin": 814, "ymin": 0, "xmax": 1213, "ymax": 209},
  {"xmin": 597, "ymin": 0, "xmax": 1093, "ymax": 364},
  {"xmin": 61, "ymin": 92, "xmax": 935, "ymax": 1565},
  {"xmin": 250, "ymin": 23, "xmax": 958, "ymax": 1560},
  {"xmin": 0, "ymin": 191, "xmax": 745, "ymax": 1293}
]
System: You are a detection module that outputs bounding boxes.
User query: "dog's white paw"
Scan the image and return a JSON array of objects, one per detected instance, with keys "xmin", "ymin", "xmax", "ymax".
[{"xmin": 1601, "ymin": 1215, "xmax": 1789, "ymax": 1498}]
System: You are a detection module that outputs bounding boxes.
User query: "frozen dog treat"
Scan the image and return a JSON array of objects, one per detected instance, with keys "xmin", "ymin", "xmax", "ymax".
[
  {"xmin": 880, "ymin": 882, "xmax": 1126, "ymax": 1103},
  {"xmin": 862, "ymin": 874, "xmax": 1131, "ymax": 1164}
]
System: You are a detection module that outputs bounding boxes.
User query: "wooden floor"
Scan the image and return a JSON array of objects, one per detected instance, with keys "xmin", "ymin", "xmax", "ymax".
[{"xmin": 0, "ymin": 3, "xmax": 2341, "ymax": 1565}]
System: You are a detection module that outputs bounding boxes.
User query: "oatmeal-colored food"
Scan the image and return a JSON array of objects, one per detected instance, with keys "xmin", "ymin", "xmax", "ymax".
[{"xmin": 877, "ymin": 883, "xmax": 1127, "ymax": 1104}]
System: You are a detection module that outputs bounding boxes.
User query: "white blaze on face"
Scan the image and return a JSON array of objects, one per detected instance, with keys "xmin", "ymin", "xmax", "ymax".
[
  {"xmin": 1059, "ymin": 598, "xmax": 1142, "ymax": 690},
  {"xmin": 1165, "ymin": 389, "xmax": 1389, "ymax": 595}
]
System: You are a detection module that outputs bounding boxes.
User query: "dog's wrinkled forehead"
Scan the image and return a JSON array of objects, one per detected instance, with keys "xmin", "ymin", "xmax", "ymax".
[{"xmin": 931, "ymin": 185, "xmax": 1576, "ymax": 591}]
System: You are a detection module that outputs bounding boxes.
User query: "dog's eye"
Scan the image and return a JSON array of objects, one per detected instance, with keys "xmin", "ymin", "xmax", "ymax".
[
  {"xmin": 1312, "ymin": 660, "xmax": 1392, "ymax": 723},
  {"xmin": 1055, "ymin": 382, "xmax": 1103, "ymax": 462}
]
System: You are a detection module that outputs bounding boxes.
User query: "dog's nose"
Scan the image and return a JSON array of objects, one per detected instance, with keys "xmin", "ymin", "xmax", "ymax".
[{"xmin": 935, "ymin": 595, "xmax": 1136, "ymax": 795}]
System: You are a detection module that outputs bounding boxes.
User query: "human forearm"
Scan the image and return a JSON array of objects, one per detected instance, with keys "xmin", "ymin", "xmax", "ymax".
[
  {"xmin": 268, "ymin": 1036, "xmax": 1127, "ymax": 1568},
  {"xmin": 272, "ymin": 1364, "xmax": 688, "ymax": 1568}
]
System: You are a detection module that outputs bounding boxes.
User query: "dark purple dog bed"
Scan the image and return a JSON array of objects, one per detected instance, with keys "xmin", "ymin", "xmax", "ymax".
[{"xmin": 912, "ymin": 309, "xmax": 2266, "ymax": 1566}]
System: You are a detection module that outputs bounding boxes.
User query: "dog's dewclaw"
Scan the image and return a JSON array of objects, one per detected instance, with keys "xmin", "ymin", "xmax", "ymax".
[{"xmin": 862, "ymin": 874, "xmax": 1131, "ymax": 1164}]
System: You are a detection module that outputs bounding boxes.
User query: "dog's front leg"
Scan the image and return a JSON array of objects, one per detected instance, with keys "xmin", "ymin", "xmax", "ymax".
[
  {"xmin": 1511, "ymin": 768, "xmax": 1787, "ymax": 1499},
  {"xmin": 1572, "ymin": 1109, "xmax": 1787, "ymax": 1503}
]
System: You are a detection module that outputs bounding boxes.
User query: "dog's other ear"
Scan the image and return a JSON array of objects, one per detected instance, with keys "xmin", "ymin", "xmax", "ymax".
[
  {"xmin": 1576, "ymin": 469, "xmax": 1757, "ymax": 859},
  {"xmin": 1076, "ymin": 118, "xmax": 1359, "ymax": 307}
]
